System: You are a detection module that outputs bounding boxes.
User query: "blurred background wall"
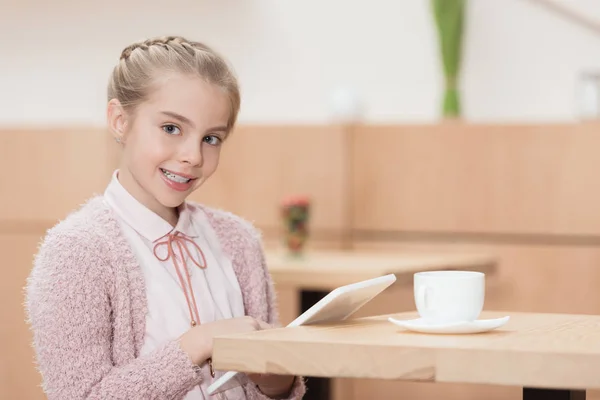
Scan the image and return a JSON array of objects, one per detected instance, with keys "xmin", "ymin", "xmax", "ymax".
[{"xmin": 3, "ymin": 0, "xmax": 600, "ymax": 126}]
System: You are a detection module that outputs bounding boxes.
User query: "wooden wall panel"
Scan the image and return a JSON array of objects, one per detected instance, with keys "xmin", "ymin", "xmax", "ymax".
[
  {"xmin": 188, "ymin": 125, "xmax": 350, "ymax": 242},
  {"xmin": 1, "ymin": 125, "xmax": 349, "ymax": 242},
  {"xmin": 0, "ymin": 233, "xmax": 46, "ymax": 400},
  {"xmin": 352, "ymin": 123, "xmax": 600, "ymax": 236},
  {"xmin": 0, "ymin": 128, "xmax": 114, "ymax": 225}
]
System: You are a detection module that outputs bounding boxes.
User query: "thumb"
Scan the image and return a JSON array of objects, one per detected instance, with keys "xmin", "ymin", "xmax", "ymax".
[{"xmin": 256, "ymin": 319, "xmax": 273, "ymax": 330}]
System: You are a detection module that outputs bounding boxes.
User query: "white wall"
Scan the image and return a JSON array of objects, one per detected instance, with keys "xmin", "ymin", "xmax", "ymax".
[{"xmin": 2, "ymin": 0, "xmax": 600, "ymax": 126}]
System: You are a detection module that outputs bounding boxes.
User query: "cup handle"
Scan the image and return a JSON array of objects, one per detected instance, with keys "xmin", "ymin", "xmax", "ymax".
[{"xmin": 417, "ymin": 285, "xmax": 432, "ymax": 310}]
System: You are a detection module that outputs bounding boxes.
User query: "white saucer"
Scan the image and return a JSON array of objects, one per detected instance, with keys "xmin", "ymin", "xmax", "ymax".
[{"xmin": 388, "ymin": 315, "xmax": 510, "ymax": 334}]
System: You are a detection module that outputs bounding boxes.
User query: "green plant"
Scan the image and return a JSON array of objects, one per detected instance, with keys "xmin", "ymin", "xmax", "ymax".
[{"xmin": 432, "ymin": 0, "xmax": 465, "ymax": 118}]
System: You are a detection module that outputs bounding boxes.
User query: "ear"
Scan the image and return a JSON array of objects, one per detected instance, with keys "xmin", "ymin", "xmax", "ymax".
[{"xmin": 107, "ymin": 99, "xmax": 128, "ymax": 143}]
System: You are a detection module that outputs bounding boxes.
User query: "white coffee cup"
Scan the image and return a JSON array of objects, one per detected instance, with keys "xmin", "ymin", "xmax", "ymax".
[{"xmin": 414, "ymin": 270, "xmax": 485, "ymax": 323}]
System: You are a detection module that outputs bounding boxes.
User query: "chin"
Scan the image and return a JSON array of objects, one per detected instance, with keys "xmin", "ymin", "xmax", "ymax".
[{"xmin": 154, "ymin": 192, "xmax": 188, "ymax": 209}]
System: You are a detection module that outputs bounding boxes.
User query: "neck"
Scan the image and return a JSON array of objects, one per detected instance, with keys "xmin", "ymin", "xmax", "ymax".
[{"xmin": 117, "ymin": 168, "xmax": 179, "ymax": 227}]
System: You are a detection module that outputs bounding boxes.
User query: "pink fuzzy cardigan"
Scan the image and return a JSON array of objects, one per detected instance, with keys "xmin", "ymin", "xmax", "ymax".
[{"xmin": 25, "ymin": 197, "xmax": 306, "ymax": 400}]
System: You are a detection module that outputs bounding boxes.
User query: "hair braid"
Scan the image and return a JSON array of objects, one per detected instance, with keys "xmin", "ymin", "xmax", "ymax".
[{"xmin": 108, "ymin": 35, "xmax": 240, "ymax": 130}]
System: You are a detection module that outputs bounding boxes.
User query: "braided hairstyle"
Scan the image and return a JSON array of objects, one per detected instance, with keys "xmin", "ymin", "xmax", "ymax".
[{"xmin": 107, "ymin": 36, "xmax": 240, "ymax": 131}]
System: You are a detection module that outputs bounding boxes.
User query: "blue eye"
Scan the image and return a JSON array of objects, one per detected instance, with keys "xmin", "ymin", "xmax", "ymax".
[
  {"xmin": 203, "ymin": 135, "xmax": 222, "ymax": 146},
  {"xmin": 162, "ymin": 124, "xmax": 181, "ymax": 135}
]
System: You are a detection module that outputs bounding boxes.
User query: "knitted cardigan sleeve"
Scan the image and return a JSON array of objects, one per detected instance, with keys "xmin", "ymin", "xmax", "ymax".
[{"xmin": 25, "ymin": 228, "xmax": 202, "ymax": 400}]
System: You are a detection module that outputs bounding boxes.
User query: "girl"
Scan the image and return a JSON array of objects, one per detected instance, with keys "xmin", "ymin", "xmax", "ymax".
[{"xmin": 25, "ymin": 36, "xmax": 305, "ymax": 400}]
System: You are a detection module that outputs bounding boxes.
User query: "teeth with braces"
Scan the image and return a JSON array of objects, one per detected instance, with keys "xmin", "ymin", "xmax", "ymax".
[{"xmin": 161, "ymin": 168, "xmax": 191, "ymax": 183}]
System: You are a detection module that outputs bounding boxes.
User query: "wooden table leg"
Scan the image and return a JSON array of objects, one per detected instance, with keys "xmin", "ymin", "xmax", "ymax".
[{"xmin": 523, "ymin": 388, "xmax": 586, "ymax": 400}]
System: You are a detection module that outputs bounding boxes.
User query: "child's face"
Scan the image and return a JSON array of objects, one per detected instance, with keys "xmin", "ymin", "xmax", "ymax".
[{"xmin": 114, "ymin": 74, "xmax": 231, "ymax": 214}]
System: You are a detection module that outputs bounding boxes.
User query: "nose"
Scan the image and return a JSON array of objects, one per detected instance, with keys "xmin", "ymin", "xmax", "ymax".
[{"xmin": 179, "ymin": 137, "xmax": 203, "ymax": 166}]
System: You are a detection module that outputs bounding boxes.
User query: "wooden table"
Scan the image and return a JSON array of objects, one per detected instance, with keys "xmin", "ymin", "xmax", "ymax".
[{"xmin": 214, "ymin": 311, "xmax": 600, "ymax": 400}]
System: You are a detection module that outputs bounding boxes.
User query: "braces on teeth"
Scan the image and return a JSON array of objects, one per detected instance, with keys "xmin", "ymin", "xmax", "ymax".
[{"xmin": 162, "ymin": 169, "xmax": 190, "ymax": 183}]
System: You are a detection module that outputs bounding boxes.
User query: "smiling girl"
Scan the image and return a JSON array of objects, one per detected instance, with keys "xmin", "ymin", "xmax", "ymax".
[{"xmin": 25, "ymin": 36, "xmax": 305, "ymax": 400}]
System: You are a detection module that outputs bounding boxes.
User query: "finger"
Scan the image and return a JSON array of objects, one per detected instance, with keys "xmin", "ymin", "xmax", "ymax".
[
  {"xmin": 246, "ymin": 373, "xmax": 266, "ymax": 385},
  {"xmin": 256, "ymin": 319, "xmax": 272, "ymax": 330},
  {"xmin": 247, "ymin": 373, "xmax": 275, "ymax": 383}
]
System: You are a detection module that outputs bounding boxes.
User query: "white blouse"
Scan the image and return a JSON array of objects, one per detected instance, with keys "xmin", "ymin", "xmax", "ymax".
[{"xmin": 104, "ymin": 171, "xmax": 247, "ymax": 399}]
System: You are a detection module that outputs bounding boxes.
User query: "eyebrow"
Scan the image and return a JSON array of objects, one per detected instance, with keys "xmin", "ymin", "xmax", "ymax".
[
  {"xmin": 160, "ymin": 111, "xmax": 228, "ymax": 133},
  {"xmin": 160, "ymin": 111, "xmax": 196, "ymax": 129}
]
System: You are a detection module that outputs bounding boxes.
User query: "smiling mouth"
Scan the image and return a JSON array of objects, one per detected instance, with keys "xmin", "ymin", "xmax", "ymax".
[{"xmin": 160, "ymin": 168, "xmax": 194, "ymax": 184}]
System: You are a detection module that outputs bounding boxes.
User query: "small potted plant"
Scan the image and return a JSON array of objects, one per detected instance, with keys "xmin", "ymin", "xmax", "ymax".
[{"xmin": 280, "ymin": 195, "xmax": 311, "ymax": 256}]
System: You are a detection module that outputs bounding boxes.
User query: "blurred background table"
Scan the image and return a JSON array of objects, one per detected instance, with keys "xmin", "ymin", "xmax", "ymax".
[{"xmin": 265, "ymin": 249, "xmax": 497, "ymax": 290}]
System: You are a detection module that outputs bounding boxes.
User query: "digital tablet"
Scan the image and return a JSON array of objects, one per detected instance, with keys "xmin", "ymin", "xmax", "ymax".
[{"xmin": 207, "ymin": 273, "xmax": 397, "ymax": 395}]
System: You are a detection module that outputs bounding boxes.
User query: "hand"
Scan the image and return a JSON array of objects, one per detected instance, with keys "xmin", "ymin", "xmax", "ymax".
[
  {"xmin": 178, "ymin": 316, "xmax": 268, "ymax": 365},
  {"xmin": 248, "ymin": 373, "xmax": 296, "ymax": 399},
  {"xmin": 242, "ymin": 320, "xmax": 296, "ymax": 398}
]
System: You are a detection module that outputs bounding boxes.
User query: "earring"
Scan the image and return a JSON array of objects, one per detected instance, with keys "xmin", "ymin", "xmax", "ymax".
[{"xmin": 115, "ymin": 137, "xmax": 121, "ymax": 143}]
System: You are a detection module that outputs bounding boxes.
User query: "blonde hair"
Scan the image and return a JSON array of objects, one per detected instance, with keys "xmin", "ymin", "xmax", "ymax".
[{"xmin": 107, "ymin": 36, "xmax": 240, "ymax": 131}]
